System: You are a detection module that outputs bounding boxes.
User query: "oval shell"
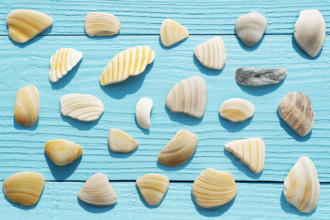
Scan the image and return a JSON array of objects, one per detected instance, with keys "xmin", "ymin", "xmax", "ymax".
[
  {"xmin": 85, "ymin": 12, "xmax": 120, "ymax": 36},
  {"xmin": 108, "ymin": 129, "xmax": 138, "ymax": 153},
  {"xmin": 160, "ymin": 19, "xmax": 189, "ymax": 47},
  {"xmin": 135, "ymin": 97, "xmax": 153, "ymax": 129},
  {"xmin": 219, "ymin": 98, "xmax": 254, "ymax": 122}
]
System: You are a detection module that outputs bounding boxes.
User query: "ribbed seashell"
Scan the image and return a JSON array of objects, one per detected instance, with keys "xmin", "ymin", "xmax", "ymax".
[
  {"xmin": 60, "ymin": 94, "xmax": 104, "ymax": 122},
  {"xmin": 100, "ymin": 46, "xmax": 155, "ymax": 85},
  {"xmin": 45, "ymin": 139, "xmax": 83, "ymax": 166},
  {"xmin": 219, "ymin": 98, "xmax": 255, "ymax": 122},
  {"xmin": 3, "ymin": 172, "xmax": 45, "ymax": 206},
  {"xmin": 235, "ymin": 12, "xmax": 267, "ymax": 47},
  {"xmin": 85, "ymin": 12, "xmax": 120, "ymax": 36},
  {"xmin": 225, "ymin": 138, "xmax": 265, "ymax": 174},
  {"xmin": 135, "ymin": 97, "xmax": 153, "ymax": 129},
  {"xmin": 194, "ymin": 36, "xmax": 226, "ymax": 70},
  {"xmin": 7, "ymin": 9, "xmax": 53, "ymax": 43},
  {"xmin": 277, "ymin": 92, "xmax": 314, "ymax": 137},
  {"xmin": 14, "ymin": 85, "xmax": 39, "ymax": 126},
  {"xmin": 158, "ymin": 130, "xmax": 198, "ymax": 166},
  {"xmin": 49, "ymin": 48, "xmax": 83, "ymax": 83},
  {"xmin": 108, "ymin": 129, "xmax": 138, "ymax": 153},
  {"xmin": 294, "ymin": 10, "xmax": 325, "ymax": 57},
  {"xmin": 136, "ymin": 173, "xmax": 169, "ymax": 206},
  {"xmin": 166, "ymin": 76, "xmax": 207, "ymax": 118},
  {"xmin": 284, "ymin": 156, "xmax": 320, "ymax": 213},
  {"xmin": 78, "ymin": 173, "xmax": 117, "ymax": 206},
  {"xmin": 160, "ymin": 19, "xmax": 189, "ymax": 47},
  {"xmin": 192, "ymin": 168, "xmax": 237, "ymax": 208},
  {"xmin": 235, "ymin": 67, "xmax": 287, "ymax": 86}
]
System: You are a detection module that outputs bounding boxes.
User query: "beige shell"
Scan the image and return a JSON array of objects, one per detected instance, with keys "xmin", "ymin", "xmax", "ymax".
[
  {"xmin": 78, "ymin": 173, "xmax": 117, "ymax": 206},
  {"xmin": 192, "ymin": 168, "xmax": 237, "ymax": 208},
  {"xmin": 194, "ymin": 36, "xmax": 226, "ymax": 70},
  {"xmin": 294, "ymin": 10, "xmax": 325, "ymax": 57},
  {"xmin": 278, "ymin": 92, "xmax": 314, "ymax": 137},
  {"xmin": 225, "ymin": 138, "xmax": 265, "ymax": 174},
  {"xmin": 158, "ymin": 130, "xmax": 198, "ymax": 166},
  {"xmin": 166, "ymin": 76, "xmax": 207, "ymax": 118},
  {"xmin": 60, "ymin": 94, "xmax": 104, "ymax": 122},
  {"xmin": 85, "ymin": 12, "xmax": 120, "ymax": 36},
  {"xmin": 14, "ymin": 85, "xmax": 39, "ymax": 126},
  {"xmin": 135, "ymin": 97, "xmax": 153, "ymax": 129},
  {"xmin": 284, "ymin": 156, "xmax": 320, "ymax": 213},
  {"xmin": 45, "ymin": 139, "xmax": 83, "ymax": 166},
  {"xmin": 160, "ymin": 19, "xmax": 189, "ymax": 47},
  {"xmin": 3, "ymin": 172, "xmax": 45, "ymax": 206},
  {"xmin": 49, "ymin": 48, "xmax": 83, "ymax": 83},
  {"xmin": 108, "ymin": 129, "xmax": 138, "ymax": 153},
  {"xmin": 136, "ymin": 173, "xmax": 169, "ymax": 206},
  {"xmin": 100, "ymin": 46, "xmax": 155, "ymax": 85},
  {"xmin": 7, "ymin": 9, "xmax": 53, "ymax": 43},
  {"xmin": 219, "ymin": 98, "xmax": 254, "ymax": 122}
]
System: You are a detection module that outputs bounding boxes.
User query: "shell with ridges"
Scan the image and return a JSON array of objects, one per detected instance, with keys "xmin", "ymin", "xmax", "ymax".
[
  {"xmin": 135, "ymin": 97, "xmax": 153, "ymax": 129},
  {"xmin": 219, "ymin": 98, "xmax": 255, "ymax": 122},
  {"xmin": 85, "ymin": 12, "xmax": 120, "ymax": 36},
  {"xmin": 160, "ymin": 19, "xmax": 189, "ymax": 47},
  {"xmin": 108, "ymin": 129, "xmax": 138, "ymax": 153}
]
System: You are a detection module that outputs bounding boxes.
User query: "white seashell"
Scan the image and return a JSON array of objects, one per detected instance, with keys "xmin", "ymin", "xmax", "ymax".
[
  {"xmin": 284, "ymin": 156, "xmax": 320, "ymax": 213},
  {"xmin": 108, "ymin": 129, "xmax": 138, "ymax": 153},
  {"xmin": 85, "ymin": 12, "xmax": 120, "ymax": 36},
  {"xmin": 219, "ymin": 98, "xmax": 255, "ymax": 122},
  {"xmin": 135, "ymin": 97, "xmax": 153, "ymax": 129},
  {"xmin": 194, "ymin": 36, "xmax": 226, "ymax": 70},
  {"xmin": 160, "ymin": 19, "xmax": 189, "ymax": 47},
  {"xmin": 49, "ymin": 48, "xmax": 83, "ymax": 83},
  {"xmin": 60, "ymin": 94, "xmax": 104, "ymax": 122}
]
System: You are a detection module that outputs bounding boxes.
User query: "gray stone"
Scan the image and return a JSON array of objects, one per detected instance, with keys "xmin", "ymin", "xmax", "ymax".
[{"xmin": 235, "ymin": 67, "xmax": 287, "ymax": 86}]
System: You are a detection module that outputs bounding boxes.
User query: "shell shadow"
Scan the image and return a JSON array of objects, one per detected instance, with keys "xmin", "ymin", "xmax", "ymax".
[
  {"xmin": 134, "ymin": 115, "xmax": 150, "ymax": 135},
  {"xmin": 77, "ymin": 197, "xmax": 116, "ymax": 213},
  {"xmin": 60, "ymin": 114, "xmax": 101, "ymax": 130},
  {"xmin": 219, "ymin": 114, "xmax": 253, "ymax": 133},
  {"xmin": 165, "ymin": 106, "xmax": 203, "ymax": 126},
  {"xmin": 193, "ymin": 55, "xmax": 224, "ymax": 76},
  {"xmin": 50, "ymin": 60, "xmax": 82, "ymax": 90},
  {"xmin": 135, "ymin": 184, "xmax": 168, "ymax": 208},
  {"xmin": 157, "ymin": 149, "xmax": 196, "ymax": 171},
  {"xmin": 280, "ymin": 190, "xmax": 315, "ymax": 216},
  {"xmin": 237, "ymin": 79, "xmax": 285, "ymax": 96},
  {"xmin": 291, "ymin": 35, "xmax": 322, "ymax": 60},
  {"xmin": 13, "ymin": 117, "xmax": 39, "ymax": 131},
  {"xmin": 158, "ymin": 36, "xmax": 187, "ymax": 50},
  {"xmin": 235, "ymin": 34, "xmax": 265, "ymax": 52}
]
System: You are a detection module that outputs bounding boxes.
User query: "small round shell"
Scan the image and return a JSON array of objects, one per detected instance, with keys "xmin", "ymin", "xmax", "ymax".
[
  {"xmin": 135, "ymin": 97, "xmax": 153, "ymax": 129},
  {"xmin": 219, "ymin": 98, "xmax": 255, "ymax": 122}
]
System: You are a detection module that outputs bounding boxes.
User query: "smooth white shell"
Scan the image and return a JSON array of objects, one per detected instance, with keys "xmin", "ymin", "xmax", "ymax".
[{"xmin": 135, "ymin": 97, "xmax": 153, "ymax": 129}]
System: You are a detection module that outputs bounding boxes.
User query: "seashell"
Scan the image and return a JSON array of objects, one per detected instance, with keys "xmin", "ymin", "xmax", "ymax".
[
  {"xmin": 225, "ymin": 138, "xmax": 265, "ymax": 174},
  {"xmin": 277, "ymin": 92, "xmax": 314, "ymax": 137},
  {"xmin": 14, "ymin": 85, "xmax": 39, "ymax": 126},
  {"xmin": 219, "ymin": 98, "xmax": 254, "ymax": 122},
  {"xmin": 78, "ymin": 173, "xmax": 117, "ymax": 206},
  {"xmin": 3, "ymin": 172, "xmax": 45, "ymax": 206},
  {"xmin": 194, "ymin": 36, "xmax": 226, "ymax": 70},
  {"xmin": 108, "ymin": 129, "xmax": 138, "ymax": 153},
  {"xmin": 49, "ymin": 48, "xmax": 83, "ymax": 83},
  {"xmin": 192, "ymin": 168, "xmax": 237, "ymax": 208},
  {"xmin": 284, "ymin": 156, "xmax": 319, "ymax": 213},
  {"xmin": 235, "ymin": 67, "xmax": 287, "ymax": 86},
  {"xmin": 160, "ymin": 19, "xmax": 189, "ymax": 47},
  {"xmin": 60, "ymin": 94, "xmax": 104, "ymax": 122},
  {"xmin": 235, "ymin": 12, "xmax": 267, "ymax": 47},
  {"xmin": 100, "ymin": 46, "xmax": 155, "ymax": 85},
  {"xmin": 135, "ymin": 97, "xmax": 153, "ymax": 129},
  {"xmin": 85, "ymin": 12, "xmax": 120, "ymax": 36},
  {"xmin": 158, "ymin": 130, "xmax": 198, "ymax": 166},
  {"xmin": 7, "ymin": 9, "xmax": 53, "ymax": 43},
  {"xmin": 166, "ymin": 76, "xmax": 207, "ymax": 118},
  {"xmin": 45, "ymin": 139, "xmax": 83, "ymax": 166},
  {"xmin": 136, "ymin": 173, "xmax": 169, "ymax": 206},
  {"xmin": 294, "ymin": 10, "xmax": 325, "ymax": 57}
]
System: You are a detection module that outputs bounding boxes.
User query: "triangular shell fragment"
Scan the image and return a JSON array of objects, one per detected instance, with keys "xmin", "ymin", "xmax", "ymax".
[
  {"xmin": 160, "ymin": 19, "xmax": 189, "ymax": 47},
  {"xmin": 108, "ymin": 129, "xmax": 138, "ymax": 153},
  {"xmin": 85, "ymin": 12, "xmax": 120, "ymax": 36}
]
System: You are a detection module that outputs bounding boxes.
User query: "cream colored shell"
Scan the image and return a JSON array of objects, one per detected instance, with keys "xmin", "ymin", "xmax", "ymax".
[
  {"xmin": 135, "ymin": 97, "xmax": 153, "ymax": 129},
  {"xmin": 108, "ymin": 129, "xmax": 138, "ymax": 153},
  {"xmin": 85, "ymin": 12, "xmax": 120, "ymax": 36},
  {"xmin": 219, "ymin": 98, "xmax": 255, "ymax": 122},
  {"xmin": 160, "ymin": 19, "xmax": 189, "ymax": 47}
]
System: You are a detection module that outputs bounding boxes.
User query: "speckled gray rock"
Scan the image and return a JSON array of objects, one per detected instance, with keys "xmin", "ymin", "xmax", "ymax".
[{"xmin": 235, "ymin": 67, "xmax": 287, "ymax": 86}]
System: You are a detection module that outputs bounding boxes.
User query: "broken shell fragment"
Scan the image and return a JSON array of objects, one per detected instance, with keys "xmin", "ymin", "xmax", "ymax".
[
  {"xmin": 108, "ymin": 129, "xmax": 138, "ymax": 153},
  {"xmin": 160, "ymin": 19, "xmax": 189, "ymax": 47},
  {"xmin": 135, "ymin": 97, "xmax": 153, "ymax": 129},
  {"xmin": 85, "ymin": 12, "xmax": 120, "ymax": 36},
  {"xmin": 219, "ymin": 98, "xmax": 254, "ymax": 122},
  {"xmin": 235, "ymin": 67, "xmax": 287, "ymax": 86}
]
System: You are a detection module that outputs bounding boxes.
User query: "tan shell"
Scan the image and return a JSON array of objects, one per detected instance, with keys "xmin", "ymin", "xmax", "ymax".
[
  {"xmin": 14, "ymin": 85, "xmax": 39, "ymax": 126},
  {"xmin": 135, "ymin": 97, "xmax": 153, "ymax": 129},
  {"xmin": 158, "ymin": 130, "xmax": 198, "ymax": 166},
  {"xmin": 160, "ymin": 19, "xmax": 189, "ymax": 47},
  {"xmin": 108, "ymin": 129, "xmax": 138, "ymax": 153},
  {"xmin": 219, "ymin": 98, "xmax": 255, "ymax": 122},
  {"xmin": 85, "ymin": 12, "xmax": 120, "ymax": 36},
  {"xmin": 278, "ymin": 92, "xmax": 314, "ymax": 137}
]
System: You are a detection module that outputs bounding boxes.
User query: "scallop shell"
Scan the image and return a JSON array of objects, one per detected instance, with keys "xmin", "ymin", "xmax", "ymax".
[
  {"xmin": 45, "ymin": 139, "xmax": 83, "ymax": 166},
  {"xmin": 194, "ymin": 36, "xmax": 226, "ymax": 70},
  {"xmin": 166, "ymin": 76, "xmax": 207, "ymax": 118},
  {"xmin": 160, "ymin": 19, "xmax": 189, "ymax": 47},
  {"xmin": 85, "ymin": 12, "xmax": 120, "ymax": 36},
  {"xmin": 100, "ymin": 46, "xmax": 155, "ymax": 85},
  {"xmin": 277, "ymin": 92, "xmax": 314, "ymax": 137},
  {"xmin": 192, "ymin": 168, "xmax": 237, "ymax": 208},
  {"xmin": 135, "ymin": 97, "xmax": 153, "ymax": 129},
  {"xmin": 136, "ymin": 173, "xmax": 169, "ymax": 206},
  {"xmin": 225, "ymin": 138, "xmax": 265, "ymax": 174},
  {"xmin": 78, "ymin": 173, "xmax": 117, "ymax": 206},
  {"xmin": 294, "ymin": 10, "xmax": 325, "ymax": 57},
  {"xmin": 60, "ymin": 94, "xmax": 104, "ymax": 122},
  {"xmin": 158, "ymin": 130, "xmax": 198, "ymax": 166},
  {"xmin": 3, "ymin": 172, "xmax": 45, "ymax": 206},
  {"xmin": 14, "ymin": 85, "xmax": 39, "ymax": 126},
  {"xmin": 219, "ymin": 98, "xmax": 255, "ymax": 122},
  {"xmin": 7, "ymin": 9, "xmax": 53, "ymax": 43},
  {"xmin": 108, "ymin": 129, "xmax": 138, "ymax": 153},
  {"xmin": 284, "ymin": 156, "xmax": 319, "ymax": 213},
  {"xmin": 49, "ymin": 48, "xmax": 83, "ymax": 83}
]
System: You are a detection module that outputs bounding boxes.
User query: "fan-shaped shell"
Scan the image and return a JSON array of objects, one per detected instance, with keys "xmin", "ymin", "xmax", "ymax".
[
  {"xmin": 85, "ymin": 12, "xmax": 120, "ymax": 36},
  {"xmin": 135, "ymin": 97, "xmax": 153, "ymax": 129},
  {"xmin": 219, "ymin": 98, "xmax": 254, "ymax": 122},
  {"xmin": 160, "ymin": 19, "xmax": 189, "ymax": 47},
  {"xmin": 108, "ymin": 129, "xmax": 138, "ymax": 153}
]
